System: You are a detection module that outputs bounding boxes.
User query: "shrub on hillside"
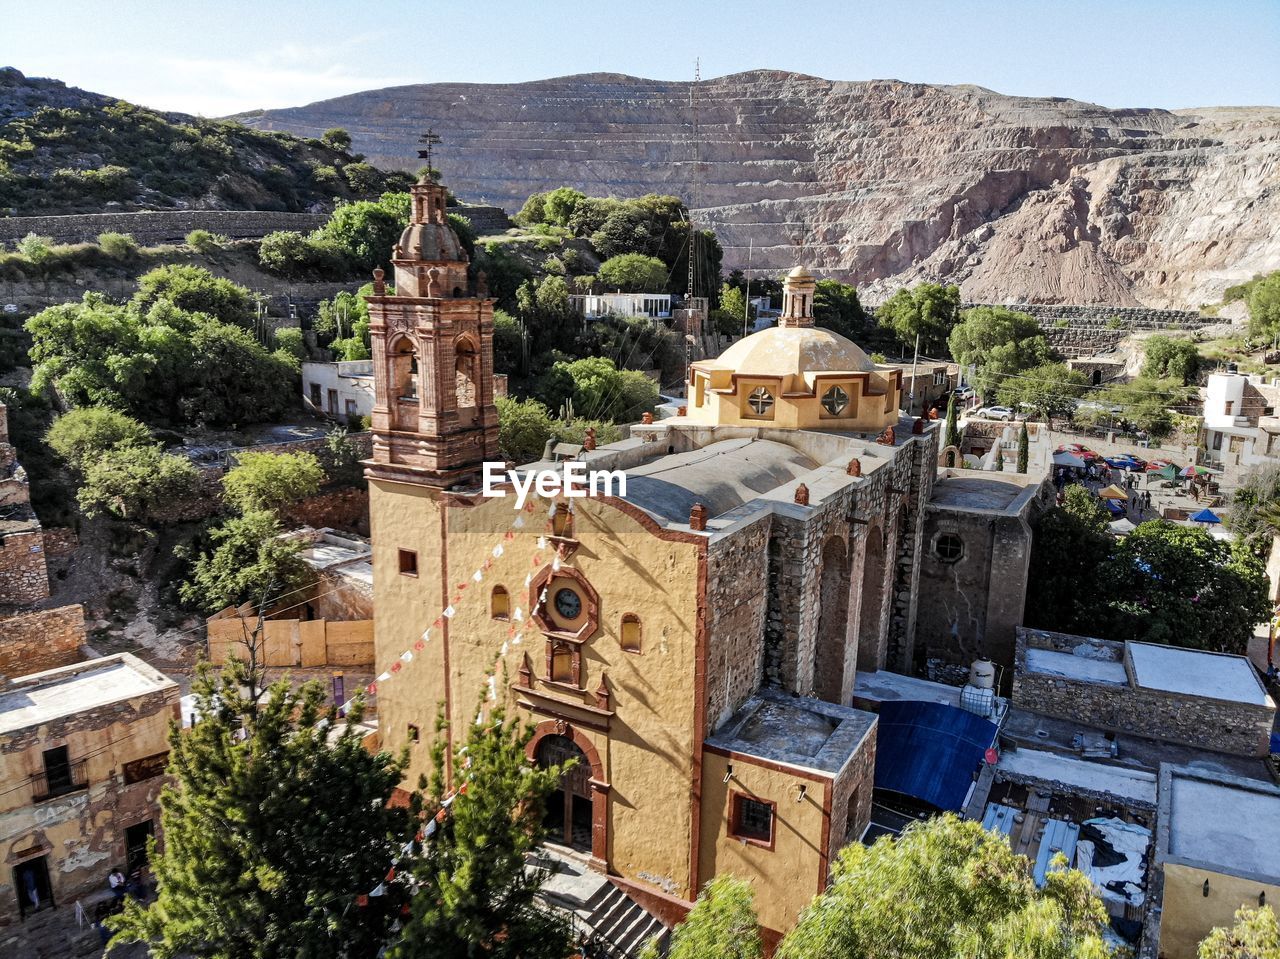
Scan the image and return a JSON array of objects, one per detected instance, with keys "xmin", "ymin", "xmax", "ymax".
[
  {"xmin": 185, "ymin": 229, "xmax": 228, "ymax": 254},
  {"xmin": 97, "ymin": 231, "xmax": 139, "ymax": 258},
  {"xmin": 46, "ymin": 407, "xmax": 150, "ymax": 471}
]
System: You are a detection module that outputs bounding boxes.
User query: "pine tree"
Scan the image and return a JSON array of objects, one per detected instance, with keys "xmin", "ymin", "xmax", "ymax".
[
  {"xmin": 390, "ymin": 705, "xmax": 572, "ymax": 959},
  {"xmin": 641, "ymin": 874, "xmax": 762, "ymax": 959},
  {"xmin": 1017, "ymin": 422, "xmax": 1030, "ymax": 474},
  {"xmin": 943, "ymin": 393, "xmax": 961, "ymax": 466},
  {"xmin": 109, "ymin": 651, "xmax": 413, "ymax": 959},
  {"xmin": 995, "ymin": 446, "xmax": 1006, "ymax": 471}
]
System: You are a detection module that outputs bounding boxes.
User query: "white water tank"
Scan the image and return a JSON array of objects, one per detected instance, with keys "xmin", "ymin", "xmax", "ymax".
[{"xmin": 969, "ymin": 660, "xmax": 996, "ymax": 690}]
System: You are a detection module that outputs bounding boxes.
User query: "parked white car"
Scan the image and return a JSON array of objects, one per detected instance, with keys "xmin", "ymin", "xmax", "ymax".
[
  {"xmin": 977, "ymin": 406, "xmax": 1015, "ymax": 420},
  {"xmin": 954, "ymin": 385, "xmax": 975, "ymax": 400}
]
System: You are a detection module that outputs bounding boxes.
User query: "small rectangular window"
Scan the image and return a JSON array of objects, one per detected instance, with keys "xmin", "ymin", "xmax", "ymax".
[
  {"xmin": 398, "ymin": 549, "xmax": 418, "ymax": 576},
  {"xmin": 731, "ymin": 793, "xmax": 775, "ymax": 847},
  {"xmin": 407, "ymin": 724, "xmax": 420, "ymax": 743},
  {"xmin": 551, "ymin": 645, "xmax": 574, "ymax": 684}
]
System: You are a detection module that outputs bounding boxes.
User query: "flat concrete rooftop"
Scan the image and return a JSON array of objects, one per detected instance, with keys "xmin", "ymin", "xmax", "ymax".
[
  {"xmin": 998, "ymin": 748, "xmax": 1157, "ymax": 806},
  {"xmin": 1025, "ymin": 647, "xmax": 1128, "ymax": 685},
  {"xmin": 707, "ymin": 687, "xmax": 876, "ymax": 776},
  {"xmin": 1128, "ymin": 642, "xmax": 1269, "ymax": 706},
  {"xmin": 1162, "ymin": 768, "xmax": 1280, "ymax": 882},
  {"xmin": 930, "ymin": 473, "xmax": 1034, "ymax": 512},
  {"xmin": 0, "ymin": 653, "xmax": 176, "ymax": 735}
]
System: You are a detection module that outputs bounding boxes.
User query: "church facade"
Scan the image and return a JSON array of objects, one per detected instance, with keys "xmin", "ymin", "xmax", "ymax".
[{"xmin": 362, "ymin": 177, "xmax": 1024, "ymax": 935}]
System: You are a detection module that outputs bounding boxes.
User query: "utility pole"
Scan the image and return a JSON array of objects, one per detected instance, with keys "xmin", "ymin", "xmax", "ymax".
[
  {"xmin": 686, "ymin": 58, "xmax": 701, "ymax": 305},
  {"xmin": 908, "ymin": 332, "xmax": 921, "ymax": 416},
  {"xmin": 742, "ymin": 238, "xmax": 753, "ymax": 338}
]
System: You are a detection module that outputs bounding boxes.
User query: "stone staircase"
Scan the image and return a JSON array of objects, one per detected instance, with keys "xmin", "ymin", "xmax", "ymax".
[{"xmin": 534, "ymin": 848, "xmax": 669, "ymax": 957}]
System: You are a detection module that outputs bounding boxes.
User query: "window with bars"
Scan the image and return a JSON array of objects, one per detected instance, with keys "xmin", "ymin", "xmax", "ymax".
[
  {"xmin": 821, "ymin": 385, "xmax": 850, "ymax": 416},
  {"xmin": 746, "ymin": 386, "xmax": 775, "ymax": 417},
  {"xmin": 731, "ymin": 793, "xmax": 775, "ymax": 846}
]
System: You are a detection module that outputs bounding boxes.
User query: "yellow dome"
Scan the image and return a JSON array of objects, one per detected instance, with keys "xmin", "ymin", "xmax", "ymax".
[
  {"xmin": 710, "ymin": 325, "xmax": 876, "ymax": 381},
  {"xmin": 787, "ymin": 265, "xmax": 814, "ymax": 280}
]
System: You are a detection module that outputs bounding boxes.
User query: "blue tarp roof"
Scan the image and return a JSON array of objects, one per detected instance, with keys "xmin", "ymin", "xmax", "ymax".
[
  {"xmin": 1190, "ymin": 507, "xmax": 1221, "ymax": 523},
  {"xmin": 874, "ymin": 700, "xmax": 998, "ymax": 812}
]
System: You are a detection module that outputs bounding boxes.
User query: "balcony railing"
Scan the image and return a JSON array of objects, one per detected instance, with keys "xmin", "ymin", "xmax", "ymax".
[{"xmin": 32, "ymin": 759, "xmax": 88, "ymax": 802}]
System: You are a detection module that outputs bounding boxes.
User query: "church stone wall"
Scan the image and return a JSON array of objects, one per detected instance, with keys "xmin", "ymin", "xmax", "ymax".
[{"xmin": 705, "ymin": 518, "xmax": 771, "ymax": 731}]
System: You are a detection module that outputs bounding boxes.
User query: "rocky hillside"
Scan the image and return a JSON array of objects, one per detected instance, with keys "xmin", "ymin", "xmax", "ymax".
[
  {"xmin": 0, "ymin": 67, "xmax": 411, "ymax": 214},
  {"xmin": 240, "ymin": 71, "xmax": 1280, "ymax": 308}
]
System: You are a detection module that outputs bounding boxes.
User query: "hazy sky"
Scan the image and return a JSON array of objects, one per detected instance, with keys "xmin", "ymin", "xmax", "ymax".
[{"xmin": 4, "ymin": 0, "xmax": 1278, "ymax": 116}]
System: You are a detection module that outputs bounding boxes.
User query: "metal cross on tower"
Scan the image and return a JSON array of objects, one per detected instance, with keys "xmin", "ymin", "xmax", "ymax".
[{"xmin": 417, "ymin": 128, "xmax": 442, "ymax": 178}]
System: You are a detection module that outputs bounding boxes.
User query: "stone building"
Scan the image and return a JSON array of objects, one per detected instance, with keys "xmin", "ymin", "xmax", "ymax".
[
  {"xmin": 0, "ymin": 653, "xmax": 178, "ymax": 922},
  {"xmin": 0, "ymin": 605, "xmax": 87, "ymax": 681},
  {"xmin": 917, "ymin": 471, "xmax": 1053, "ymax": 679},
  {"xmin": 1011, "ymin": 628, "xmax": 1275, "ymax": 758},
  {"xmin": 362, "ymin": 179, "xmax": 1048, "ymax": 939},
  {"xmin": 0, "ymin": 403, "xmax": 48, "ymax": 607}
]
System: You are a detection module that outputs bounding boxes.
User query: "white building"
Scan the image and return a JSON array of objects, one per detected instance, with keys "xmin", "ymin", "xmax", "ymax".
[
  {"xmin": 568, "ymin": 293, "xmax": 672, "ymax": 321},
  {"xmin": 1201, "ymin": 371, "xmax": 1280, "ymax": 473},
  {"xmin": 302, "ymin": 360, "xmax": 375, "ymax": 421}
]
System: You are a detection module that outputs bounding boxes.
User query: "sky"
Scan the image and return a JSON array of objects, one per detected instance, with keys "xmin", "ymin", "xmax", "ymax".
[{"xmin": 3, "ymin": 0, "xmax": 1278, "ymax": 116}]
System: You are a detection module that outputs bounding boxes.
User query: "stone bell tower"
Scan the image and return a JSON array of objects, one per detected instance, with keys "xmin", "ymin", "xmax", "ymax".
[
  {"xmin": 365, "ymin": 175, "xmax": 499, "ymax": 485},
  {"xmin": 780, "ymin": 265, "xmax": 816, "ymax": 328}
]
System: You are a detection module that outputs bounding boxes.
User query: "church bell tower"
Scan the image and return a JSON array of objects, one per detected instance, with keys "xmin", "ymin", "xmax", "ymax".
[{"xmin": 365, "ymin": 175, "xmax": 500, "ymax": 486}]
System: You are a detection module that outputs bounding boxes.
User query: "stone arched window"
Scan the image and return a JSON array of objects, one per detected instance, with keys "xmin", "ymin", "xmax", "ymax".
[
  {"xmin": 491, "ymin": 585, "xmax": 510, "ymax": 620},
  {"xmin": 620, "ymin": 613, "xmax": 641, "ymax": 653},
  {"xmin": 455, "ymin": 336, "xmax": 478, "ymax": 411},
  {"xmin": 391, "ymin": 337, "xmax": 418, "ymax": 400}
]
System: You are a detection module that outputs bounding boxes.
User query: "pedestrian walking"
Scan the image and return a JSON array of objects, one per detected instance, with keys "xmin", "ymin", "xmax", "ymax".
[{"xmin": 109, "ymin": 867, "xmax": 126, "ymax": 902}]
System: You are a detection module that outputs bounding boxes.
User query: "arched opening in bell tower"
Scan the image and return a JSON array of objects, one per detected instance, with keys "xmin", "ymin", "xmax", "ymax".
[
  {"xmin": 391, "ymin": 336, "xmax": 419, "ymax": 430},
  {"xmin": 455, "ymin": 335, "xmax": 479, "ymax": 427}
]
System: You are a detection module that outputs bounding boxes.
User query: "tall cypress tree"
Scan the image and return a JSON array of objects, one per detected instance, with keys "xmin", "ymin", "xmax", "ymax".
[
  {"xmin": 391, "ymin": 705, "xmax": 572, "ymax": 959},
  {"xmin": 1017, "ymin": 422, "xmax": 1030, "ymax": 474},
  {"xmin": 110, "ymin": 654, "xmax": 413, "ymax": 959},
  {"xmin": 943, "ymin": 393, "xmax": 961, "ymax": 466}
]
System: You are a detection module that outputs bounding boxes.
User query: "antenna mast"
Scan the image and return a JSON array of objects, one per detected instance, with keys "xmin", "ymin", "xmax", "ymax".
[{"xmin": 686, "ymin": 58, "xmax": 700, "ymax": 302}]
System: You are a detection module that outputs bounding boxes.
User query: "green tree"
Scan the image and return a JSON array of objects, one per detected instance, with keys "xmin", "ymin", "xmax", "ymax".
[
  {"xmin": 812, "ymin": 279, "xmax": 865, "ymax": 340},
  {"xmin": 544, "ymin": 356, "xmax": 658, "ymax": 423},
  {"xmin": 876, "ymin": 282, "xmax": 961, "ymax": 354},
  {"xmin": 132, "ymin": 264, "xmax": 257, "ymax": 328},
  {"xmin": 77, "ymin": 444, "xmax": 200, "ymax": 523},
  {"xmin": 1017, "ymin": 422, "xmax": 1029, "ymax": 473},
  {"xmin": 311, "ymin": 196, "xmax": 407, "ymax": 274},
  {"xmin": 719, "ymin": 283, "xmax": 752, "ymax": 335},
  {"xmin": 1102, "ymin": 522, "xmax": 1269, "ymax": 653},
  {"xmin": 1245, "ymin": 272, "xmax": 1280, "ymax": 339},
  {"xmin": 778, "ymin": 815, "xmax": 1110, "ymax": 959},
  {"xmin": 496, "ymin": 396, "xmax": 555, "ymax": 464},
  {"xmin": 597, "ymin": 253, "xmax": 668, "ymax": 292},
  {"xmin": 1026, "ymin": 485, "xmax": 1115, "ymax": 634},
  {"xmin": 391, "ymin": 706, "xmax": 572, "ymax": 959},
  {"xmin": 1199, "ymin": 905, "xmax": 1280, "ymax": 959},
  {"xmin": 180, "ymin": 510, "xmax": 312, "ymax": 613},
  {"xmin": 1088, "ymin": 377, "xmax": 1185, "ymax": 440},
  {"xmin": 318, "ymin": 427, "xmax": 365, "ymax": 486},
  {"xmin": 185, "ymin": 229, "xmax": 225, "ymax": 253},
  {"xmin": 16, "ymin": 232, "xmax": 54, "ymax": 264},
  {"xmin": 994, "ymin": 446, "xmax": 1005, "ymax": 471},
  {"xmin": 110, "ymin": 660, "xmax": 411, "ymax": 959},
  {"xmin": 1227, "ymin": 462, "xmax": 1280, "ymax": 554},
  {"xmin": 221, "ymin": 450, "xmax": 324, "ymax": 515},
  {"xmin": 320, "ymin": 127, "xmax": 353, "ymax": 151},
  {"xmin": 998, "ymin": 362, "xmax": 1088, "ymax": 426},
  {"xmin": 942, "ymin": 393, "xmax": 961, "ymax": 465},
  {"xmin": 258, "ymin": 230, "xmax": 323, "ymax": 277},
  {"xmin": 1142, "ymin": 335, "xmax": 1202, "ymax": 384},
  {"xmin": 45, "ymin": 407, "xmax": 150, "ymax": 471},
  {"xmin": 949, "ymin": 306, "xmax": 1052, "ymax": 399},
  {"xmin": 492, "ymin": 309, "xmax": 525, "ymax": 375},
  {"xmin": 513, "ymin": 191, "xmax": 548, "ymax": 227},
  {"xmin": 643, "ymin": 875, "xmax": 762, "ymax": 959},
  {"xmin": 542, "ymin": 187, "xmax": 586, "ymax": 227}
]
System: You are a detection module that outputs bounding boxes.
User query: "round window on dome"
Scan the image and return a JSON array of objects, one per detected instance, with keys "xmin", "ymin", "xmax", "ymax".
[
  {"xmin": 746, "ymin": 386, "xmax": 775, "ymax": 418},
  {"xmin": 821, "ymin": 385, "xmax": 850, "ymax": 416}
]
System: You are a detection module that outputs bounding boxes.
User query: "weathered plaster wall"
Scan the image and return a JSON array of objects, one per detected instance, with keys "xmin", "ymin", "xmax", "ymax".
[
  {"xmin": 1158, "ymin": 864, "xmax": 1280, "ymax": 959},
  {"xmin": 0, "ymin": 604, "xmax": 85, "ymax": 680}
]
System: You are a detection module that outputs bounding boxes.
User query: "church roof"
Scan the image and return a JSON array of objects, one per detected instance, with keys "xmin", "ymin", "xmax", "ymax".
[
  {"xmin": 623, "ymin": 437, "xmax": 817, "ymax": 522},
  {"xmin": 700, "ymin": 325, "xmax": 877, "ymax": 382}
]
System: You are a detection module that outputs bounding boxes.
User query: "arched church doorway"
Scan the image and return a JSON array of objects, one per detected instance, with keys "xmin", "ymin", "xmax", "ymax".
[
  {"xmin": 856, "ymin": 527, "xmax": 886, "ymax": 672},
  {"xmin": 814, "ymin": 536, "xmax": 850, "ymax": 703},
  {"xmin": 536, "ymin": 735, "xmax": 592, "ymax": 852}
]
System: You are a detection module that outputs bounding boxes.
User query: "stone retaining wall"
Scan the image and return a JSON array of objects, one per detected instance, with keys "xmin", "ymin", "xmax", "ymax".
[
  {"xmin": 0, "ymin": 604, "xmax": 85, "ymax": 680},
  {"xmin": 0, "ymin": 527, "xmax": 48, "ymax": 606},
  {"xmin": 0, "ymin": 211, "xmax": 329, "ymax": 246},
  {"xmin": 454, "ymin": 205, "xmax": 513, "ymax": 235},
  {"xmin": 1012, "ymin": 628, "xmax": 1274, "ymax": 758}
]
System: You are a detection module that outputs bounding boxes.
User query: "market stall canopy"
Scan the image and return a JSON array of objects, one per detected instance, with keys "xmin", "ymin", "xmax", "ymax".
[
  {"xmin": 1182, "ymin": 465, "xmax": 1220, "ymax": 477},
  {"xmin": 1190, "ymin": 507, "xmax": 1221, "ymax": 524},
  {"xmin": 1150, "ymin": 464, "xmax": 1179, "ymax": 481},
  {"xmin": 1098, "ymin": 484, "xmax": 1129, "ymax": 500},
  {"xmin": 1053, "ymin": 451, "xmax": 1086, "ymax": 468},
  {"xmin": 1109, "ymin": 517, "xmax": 1137, "ymax": 535}
]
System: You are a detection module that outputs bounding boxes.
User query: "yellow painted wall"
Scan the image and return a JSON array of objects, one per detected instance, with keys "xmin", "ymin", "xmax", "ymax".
[
  {"xmin": 207, "ymin": 618, "xmax": 373, "ymax": 667},
  {"xmin": 1160, "ymin": 863, "xmax": 1280, "ymax": 959},
  {"xmin": 686, "ymin": 370, "xmax": 899, "ymax": 433},
  {"xmin": 698, "ymin": 751, "xmax": 828, "ymax": 933},
  {"xmin": 370, "ymin": 479, "xmax": 703, "ymax": 898}
]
